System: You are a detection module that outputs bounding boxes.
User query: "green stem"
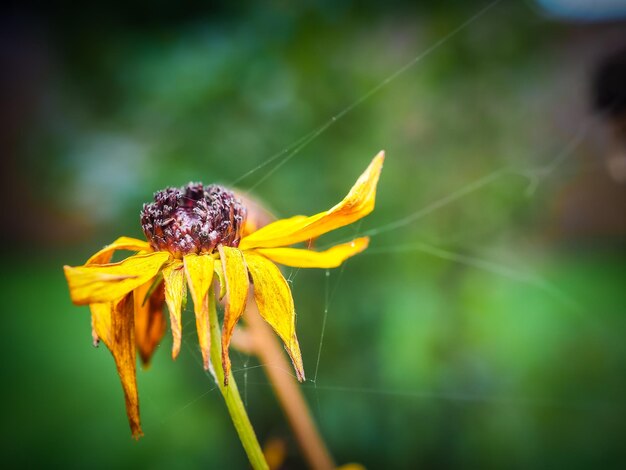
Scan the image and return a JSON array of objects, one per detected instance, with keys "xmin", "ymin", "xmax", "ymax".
[{"xmin": 208, "ymin": 288, "xmax": 269, "ymax": 470}]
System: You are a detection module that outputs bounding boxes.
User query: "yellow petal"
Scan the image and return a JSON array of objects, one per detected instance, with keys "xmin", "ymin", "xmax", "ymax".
[
  {"xmin": 90, "ymin": 295, "xmax": 143, "ymax": 439},
  {"xmin": 239, "ymin": 152, "xmax": 384, "ymax": 250},
  {"xmin": 217, "ymin": 246, "xmax": 249, "ymax": 384},
  {"xmin": 133, "ymin": 279, "xmax": 166, "ymax": 366},
  {"xmin": 255, "ymin": 237, "xmax": 370, "ymax": 268},
  {"xmin": 244, "ymin": 251, "xmax": 304, "ymax": 381},
  {"xmin": 183, "ymin": 253, "xmax": 214, "ymax": 370},
  {"xmin": 90, "ymin": 303, "xmax": 109, "ymax": 348},
  {"xmin": 162, "ymin": 260, "xmax": 186, "ymax": 360},
  {"xmin": 64, "ymin": 252, "xmax": 171, "ymax": 305},
  {"xmin": 87, "ymin": 236, "xmax": 152, "ymax": 265}
]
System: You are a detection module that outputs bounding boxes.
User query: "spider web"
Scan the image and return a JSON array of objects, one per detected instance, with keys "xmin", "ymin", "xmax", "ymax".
[{"xmin": 147, "ymin": 0, "xmax": 625, "ymax": 464}]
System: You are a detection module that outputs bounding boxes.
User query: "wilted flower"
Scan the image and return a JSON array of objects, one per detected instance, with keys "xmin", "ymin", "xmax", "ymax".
[{"xmin": 63, "ymin": 151, "xmax": 384, "ymax": 438}]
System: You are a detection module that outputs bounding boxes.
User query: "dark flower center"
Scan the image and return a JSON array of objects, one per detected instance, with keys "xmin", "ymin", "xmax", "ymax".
[{"xmin": 141, "ymin": 183, "xmax": 246, "ymax": 257}]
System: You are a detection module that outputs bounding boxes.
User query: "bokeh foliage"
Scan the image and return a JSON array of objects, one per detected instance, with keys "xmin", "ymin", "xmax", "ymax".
[{"xmin": 2, "ymin": 1, "xmax": 625, "ymax": 468}]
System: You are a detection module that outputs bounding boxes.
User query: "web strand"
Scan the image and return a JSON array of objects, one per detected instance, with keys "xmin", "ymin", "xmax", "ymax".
[
  {"xmin": 235, "ymin": 0, "xmax": 504, "ymax": 191},
  {"xmin": 365, "ymin": 241, "xmax": 581, "ymax": 311},
  {"xmin": 167, "ymin": 0, "xmax": 622, "ymax": 442}
]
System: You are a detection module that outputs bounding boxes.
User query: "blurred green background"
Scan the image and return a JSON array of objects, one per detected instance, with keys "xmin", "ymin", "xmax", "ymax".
[{"xmin": 2, "ymin": 1, "xmax": 625, "ymax": 468}]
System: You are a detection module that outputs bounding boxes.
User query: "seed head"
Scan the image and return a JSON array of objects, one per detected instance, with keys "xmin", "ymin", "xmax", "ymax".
[{"xmin": 140, "ymin": 183, "xmax": 246, "ymax": 257}]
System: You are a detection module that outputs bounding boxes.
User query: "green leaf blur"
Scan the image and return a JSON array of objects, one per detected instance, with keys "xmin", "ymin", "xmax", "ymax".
[{"xmin": 1, "ymin": 2, "xmax": 625, "ymax": 469}]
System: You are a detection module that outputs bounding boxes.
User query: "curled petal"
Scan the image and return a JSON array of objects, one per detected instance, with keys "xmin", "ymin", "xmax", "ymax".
[
  {"xmin": 90, "ymin": 295, "xmax": 143, "ymax": 439},
  {"xmin": 239, "ymin": 152, "xmax": 384, "ymax": 250},
  {"xmin": 244, "ymin": 251, "xmax": 304, "ymax": 382},
  {"xmin": 213, "ymin": 262, "xmax": 227, "ymax": 300},
  {"xmin": 134, "ymin": 279, "xmax": 166, "ymax": 366},
  {"xmin": 218, "ymin": 246, "xmax": 249, "ymax": 384},
  {"xmin": 183, "ymin": 254, "xmax": 214, "ymax": 370},
  {"xmin": 162, "ymin": 260, "xmax": 186, "ymax": 360},
  {"xmin": 256, "ymin": 237, "xmax": 370, "ymax": 268},
  {"xmin": 64, "ymin": 252, "xmax": 171, "ymax": 305},
  {"xmin": 87, "ymin": 236, "xmax": 152, "ymax": 265}
]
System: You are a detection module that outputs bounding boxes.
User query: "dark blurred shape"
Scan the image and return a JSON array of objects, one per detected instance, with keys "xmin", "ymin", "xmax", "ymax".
[
  {"xmin": 593, "ymin": 46, "xmax": 626, "ymax": 119},
  {"xmin": 551, "ymin": 43, "xmax": 626, "ymax": 240},
  {"xmin": 0, "ymin": 12, "xmax": 94, "ymax": 249},
  {"xmin": 593, "ymin": 45, "xmax": 626, "ymax": 185}
]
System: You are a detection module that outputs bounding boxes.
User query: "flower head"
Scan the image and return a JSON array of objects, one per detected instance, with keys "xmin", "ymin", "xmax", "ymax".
[
  {"xmin": 63, "ymin": 151, "xmax": 384, "ymax": 438},
  {"xmin": 140, "ymin": 183, "xmax": 246, "ymax": 257}
]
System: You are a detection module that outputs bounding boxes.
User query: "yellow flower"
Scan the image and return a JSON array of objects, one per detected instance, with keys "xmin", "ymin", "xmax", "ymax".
[{"xmin": 63, "ymin": 151, "xmax": 384, "ymax": 439}]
